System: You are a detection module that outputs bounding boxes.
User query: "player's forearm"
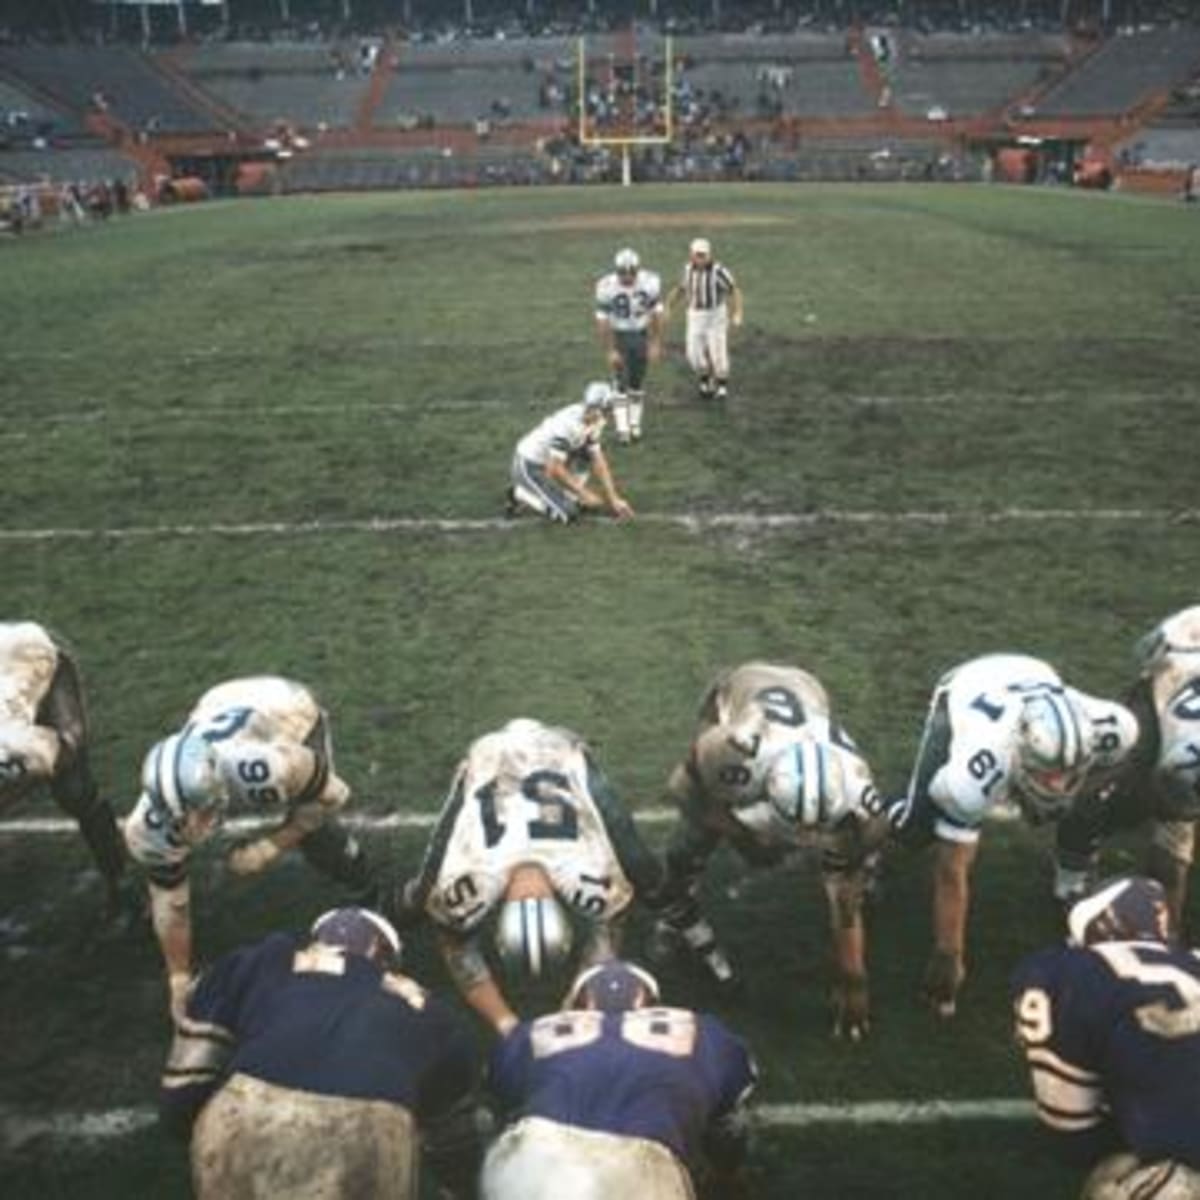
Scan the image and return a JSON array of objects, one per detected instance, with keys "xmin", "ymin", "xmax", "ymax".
[
  {"xmin": 149, "ymin": 879, "xmax": 194, "ymax": 1003},
  {"xmin": 931, "ymin": 839, "xmax": 974, "ymax": 957},
  {"xmin": 439, "ymin": 932, "xmax": 519, "ymax": 1035}
]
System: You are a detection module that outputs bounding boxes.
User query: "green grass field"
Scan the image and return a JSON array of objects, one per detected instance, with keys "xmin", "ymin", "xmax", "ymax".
[{"xmin": 2, "ymin": 182, "xmax": 1199, "ymax": 1199}]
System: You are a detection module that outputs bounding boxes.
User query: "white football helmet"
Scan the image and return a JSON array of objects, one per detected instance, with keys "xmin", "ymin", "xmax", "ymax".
[
  {"xmin": 582, "ymin": 381, "xmax": 614, "ymax": 414},
  {"xmin": 1135, "ymin": 606, "xmax": 1200, "ymax": 677},
  {"xmin": 764, "ymin": 739, "xmax": 856, "ymax": 829},
  {"xmin": 614, "ymin": 247, "xmax": 639, "ymax": 277},
  {"xmin": 141, "ymin": 731, "xmax": 226, "ymax": 817},
  {"xmin": 495, "ymin": 895, "xmax": 574, "ymax": 977},
  {"xmin": 1013, "ymin": 689, "xmax": 1093, "ymax": 820}
]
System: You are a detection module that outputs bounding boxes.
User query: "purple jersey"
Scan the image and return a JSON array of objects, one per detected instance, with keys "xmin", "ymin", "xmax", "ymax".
[
  {"xmin": 162, "ymin": 932, "xmax": 478, "ymax": 1129},
  {"xmin": 489, "ymin": 1005, "xmax": 756, "ymax": 1167},
  {"xmin": 1012, "ymin": 940, "xmax": 1200, "ymax": 1167}
]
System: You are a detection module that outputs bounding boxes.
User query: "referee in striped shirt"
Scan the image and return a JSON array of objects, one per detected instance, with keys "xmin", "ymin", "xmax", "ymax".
[{"xmin": 666, "ymin": 238, "xmax": 743, "ymax": 400}]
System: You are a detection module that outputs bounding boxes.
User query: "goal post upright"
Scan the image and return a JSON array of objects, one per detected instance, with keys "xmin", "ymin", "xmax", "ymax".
[{"xmin": 577, "ymin": 31, "xmax": 674, "ymax": 188}]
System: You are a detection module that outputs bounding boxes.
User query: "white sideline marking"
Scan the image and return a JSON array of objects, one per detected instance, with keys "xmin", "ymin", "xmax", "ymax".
[
  {"xmin": 0, "ymin": 1098, "xmax": 1035, "ymax": 1151},
  {"xmin": 0, "ymin": 508, "xmax": 1194, "ymax": 544}
]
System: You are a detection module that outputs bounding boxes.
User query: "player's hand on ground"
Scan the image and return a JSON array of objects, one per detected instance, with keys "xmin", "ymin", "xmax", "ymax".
[
  {"xmin": 611, "ymin": 496, "xmax": 634, "ymax": 521},
  {"xmin": 922, "ymin": 949, "xmax": 965, "ymax": 1018},
  {"xmin": 831, "ymin": 970, "xmax": 870, "ymax": 1041}
]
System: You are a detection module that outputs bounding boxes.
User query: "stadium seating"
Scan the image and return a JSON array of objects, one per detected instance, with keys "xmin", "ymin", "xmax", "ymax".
[
  {"xmin": 0, "ymin": 44, "xmax": 217, "ymax": 133},
  {"xmin": 1035, "ymin": 24, "xmax": 1200, "ymax": 116}
]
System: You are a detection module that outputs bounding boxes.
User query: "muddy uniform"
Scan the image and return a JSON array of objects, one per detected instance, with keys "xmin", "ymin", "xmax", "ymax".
[
  {"xmin": 484, "ymin": 1003, "xmax": 755, "ymax": 1200},
  {"xmin": 656, "ymin": 662, "xmax": 886, "ymax": 1018},
  {"xmin": 403, "ymin": 718, "xmax": 664, "ymax": 1011},
  {"xmin": 162, "ymin": 930, "xmax": 481, "ymax": 1200},
  {"xmin": 1057, "ymin": 607, "xmax": 1200, "ymax": 912},
  {"xmin": 0, "ymin": 620, "xmax": 126, "ymax": 905},
  {"xmin": 125, "ymin": 675, "xmax": 368, "ymax": 892}
]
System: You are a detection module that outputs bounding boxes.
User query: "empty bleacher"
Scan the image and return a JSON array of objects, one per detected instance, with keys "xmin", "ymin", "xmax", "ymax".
[
  {"xmin": 0, "ymin": 45, "xmax": 219, "ymax": 133},
  {"xmin": 1035, "ymin": 24, "xmax": 1200, "ymax": 116},
  {"xmin": 0, "ymin": 145, "xmax": 136, "ymax": 185}
]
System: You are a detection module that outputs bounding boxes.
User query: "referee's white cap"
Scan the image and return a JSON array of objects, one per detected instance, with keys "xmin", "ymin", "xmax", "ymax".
[{"xmin": 689, "ymin": 237, "xmax": 711, "ymax": 257}]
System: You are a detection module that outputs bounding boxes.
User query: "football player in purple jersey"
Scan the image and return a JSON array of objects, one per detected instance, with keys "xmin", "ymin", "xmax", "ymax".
[
  {"xmin": 483, "ymin": 959, "xmax": 757, "ymax": 1200},
  {"xmin": 161, "ymin": 907, "xmax": 484, "ymax": 1200},
  {"xmin": 1012, "ymin": 877, "xmax": 1200, "ymax": 1199}
]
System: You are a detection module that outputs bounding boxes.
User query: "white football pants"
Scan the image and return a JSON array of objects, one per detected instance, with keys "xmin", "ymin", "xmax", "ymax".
[
  {"xmin": 481, "ymin": 1116, "xmax": 695, "ymax": 1200},
  {"xmin": 192, "ymin": 1072, "xmax": 418, "ymax": 1200},
  {"xmin": 1084, "ymin": 1152, "xmax": 1200, "ymax": 1200},
  {"xmin": 686, "ymin": 307, "xmax": 730, "ymax": 379}
]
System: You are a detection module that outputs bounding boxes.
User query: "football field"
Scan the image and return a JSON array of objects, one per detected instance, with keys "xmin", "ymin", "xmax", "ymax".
[{"xmin": 2, "ymin": 181, "xmax": 1198, "ymax": 1198}]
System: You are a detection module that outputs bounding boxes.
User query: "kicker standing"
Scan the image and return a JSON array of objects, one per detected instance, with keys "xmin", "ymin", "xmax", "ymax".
[{"xmin": 593, "ymin": 247, "xmax": 663, "ymax": 444}]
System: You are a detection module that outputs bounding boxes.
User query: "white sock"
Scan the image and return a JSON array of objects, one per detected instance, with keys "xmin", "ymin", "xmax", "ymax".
[{"xmin": 612, "ymin": 398, "xmax": 631, "ymax": 439}]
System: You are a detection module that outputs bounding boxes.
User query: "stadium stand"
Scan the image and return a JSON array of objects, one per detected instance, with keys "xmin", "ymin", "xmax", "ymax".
[
  {"xmin": 1034, "ymin": 24, "xmax": 1200, "ymax": 116},
  {"xmin": 0, "ymin": 44, "xmax": 221, "ymax": 133},
  {"xmin": 0, "ymin": 144, "xmax": 135, "ymax": 184},
  {"xmin": 889, "ymin": 32, "xmax": 1071, "ymax": 119},
  {"xmin": 0, "ymin": 4, "xmax": 1198, "ymax": 199}
]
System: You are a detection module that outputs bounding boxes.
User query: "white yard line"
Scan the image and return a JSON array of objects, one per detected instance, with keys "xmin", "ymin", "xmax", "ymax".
[
  {"xmin": 0, "ymin": 1098, "xmax": 1035, "ymax": 1152},
  {"xmin": 0, "ymin": 805, "xmax": 1019, "ymax": 837},
  {"xmin": 0, "ymin": 508, "xmax": 1194, "ymax": 544},
  {"xmin": 2, "ymin": 809, "xmax": 680, "ymax": 836}
]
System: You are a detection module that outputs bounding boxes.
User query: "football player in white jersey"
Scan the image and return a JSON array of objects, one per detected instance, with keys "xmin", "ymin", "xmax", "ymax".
[
  {"xmin": 594, "ymin": 247, "xmax": 663, "ymax": 443},
  {"xmin": 0, "ymin": 621, "xmax": 127, "ymax": 914},
  {"xmin": 124, "ymin": 675, "xmax": 373, "ymax": 1016},
  {"xmin": 1055, "ymin": 606, "xmax": 1200, "ymax": 932},
  {"xmin": 653, "ymin": 662, "xmax": 891, "ymax": 1039},
  {"xmin": 507, "ymin": 381, "xmax": 634, "ymax": 523},
  {"xmin": 397, "ymin": 718, "xmax": 666, "ymax": 1035},
  {"xmin": 892, "ymin": 653, "xmax": 1139, "ymax": 1018}
]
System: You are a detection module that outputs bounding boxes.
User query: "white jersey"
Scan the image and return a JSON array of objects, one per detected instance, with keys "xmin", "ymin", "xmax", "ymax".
[
  {"xmin": 0, "ymin": 621, "xmax": 64, "ymax": 790},
  {"xmin": 670, "ymin": 662, "xmax": 878, "ymax": 844},
  {"xmin": 422, "ymin": 719, "xmax": 635, "ymax": 935},
  {"xmin": 913, "ymin": 654, "xmax": 1138, "ymax": 843},
  {"xmin": 125, "ymin": 675, "xmax": 348, "ymax": 877},
  {"xmin": 1141, "ymin": 607, "xmax": 1200, "ymax": 815},
  {"xmin": 594, "ymin": 269, "xmax": 663, "ymax": 334},
  {"xmin": 516, "ymin": 403, "xmax": 602, "ymax": 467}
]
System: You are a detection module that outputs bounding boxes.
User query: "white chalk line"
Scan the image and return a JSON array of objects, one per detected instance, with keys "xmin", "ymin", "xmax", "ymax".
[
  {"xmin": 0, "ymin": 508, "xmax": 1194, "ymax": 544},
  {"xmin": 0, "ymin": 805, "xmax": 1020, "ymax": 837},
  {"xmin": 0, "ymin": 1097, "xmax": 1036, "ymax": 1151}
]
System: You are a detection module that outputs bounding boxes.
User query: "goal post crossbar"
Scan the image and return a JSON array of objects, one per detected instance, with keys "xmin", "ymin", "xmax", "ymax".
[{"xmin": 576, "ymin": 34, "xmax": 674, "ymax": 148}]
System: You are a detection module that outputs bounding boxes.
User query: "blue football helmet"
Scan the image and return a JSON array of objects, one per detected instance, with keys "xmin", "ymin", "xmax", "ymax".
[{"xmin": 1067, "ymin": 876, "xmax": 1172, "ymax": 946}]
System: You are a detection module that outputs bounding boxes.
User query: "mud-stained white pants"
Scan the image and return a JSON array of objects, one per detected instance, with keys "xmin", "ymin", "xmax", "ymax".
[
  {"xmin": 685, "ymin": 307, "xmax": 730, "ymax": 379},
  {"xmin": 1084, "ymin": 1152, "xmax": 1200, "ymax": 1200},
  {"xmin": 192, "ymin": 1072, "xmax": 418, "ymax": 1200},
  {"xmin": 481, "ymin": 1116, "xmax": 695, "ymax": 1200}
]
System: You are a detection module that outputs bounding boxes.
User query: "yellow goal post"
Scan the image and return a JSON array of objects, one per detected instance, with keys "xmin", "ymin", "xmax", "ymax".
[{"xmin": 576, "ymin": 31, "xmax": 674, "ymax": 187}]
